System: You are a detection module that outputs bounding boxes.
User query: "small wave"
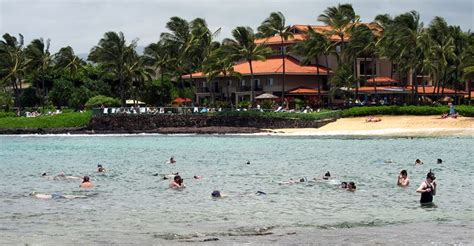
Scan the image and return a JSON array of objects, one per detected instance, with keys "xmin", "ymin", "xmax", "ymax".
[{"xmin": 153, "ymin": 225, "xmax": 275, "ymax": 241}]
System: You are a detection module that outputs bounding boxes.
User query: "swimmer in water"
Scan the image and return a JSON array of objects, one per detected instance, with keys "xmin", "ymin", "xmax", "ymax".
[
  {"xmin": 246, "ymin": 160, "xmax": 250, "ymax": 165},
  {"xmin": 416, "ymin": 170, "xmax": 437, "ymax": 204},
  {"xmin": 79, "ymin": 176, "xmax": 93, "ymax": 188},
  {"xmin": 323, "ymin": 171, "xmax": 331, "ymax": 180},
  {"xmin": 340, "ymin": 182, "xmax": 348, "ymax": 189},
  {"xmin": 97, "ymin": 164, "xmax": 106, "ymax": 172},
  {"xmin": 41, "ymin": 172, "xmax": 47, "ymax": 177},
  {"xmin": 346, "ymin": 182, "xmax": 356, "ymax": 191},
  {"xmin": 53, "ymin": 172, "xmax": 81, "ymax": 180},
  {"xmin": 193, "ymin": 175, "xmax": 202, "ymax": 179},
  {"xmin": 169, "ymin": 175, "xmax": 185, "ymax": 189},
  {"xmin": 437, "ymin": 159, "xmax": 443, "ymax": 164},
  {"xmin": 30, "ymin": 192, "xmax": 86, "ymax": 199},
  {"xmin": 397, "ymin": 170, "xmax": 410, "ymax": 187},
  {"xmin": 415, "ymin": 159, "xmax": 423, "ymax": 165},
  {"xmin": 167, "ymin": 157, "xmax": 176, "ymax": 164}
]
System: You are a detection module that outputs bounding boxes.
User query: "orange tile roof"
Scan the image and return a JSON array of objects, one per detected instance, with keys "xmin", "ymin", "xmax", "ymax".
[
  {"xmin": 356, "ymin": 86, "xmax": 466, "ymax": 94},
  {"xmin": 255, "ymin": 34, "xmax": 306, "ymax": 45},
  {"xmin": 365, "ymin": 76, "xmax": 398, "ymax": 84},
  {"xmin": 287, "ymin": 87, "xmax": 327, "ymax": 95},
  {"xmin": 182, "ymin": 57, "xmax": 330, "ymax": 78}
]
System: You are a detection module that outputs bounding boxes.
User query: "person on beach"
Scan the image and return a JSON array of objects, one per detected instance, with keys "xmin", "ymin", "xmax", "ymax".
[
  {"xmin": 346, "ymin": 182, "xmax": 357, "ymax": 191},
  {"xmin": 416, "ymin": 170, "xmax": 437, "ymax": 204},
  {"xmin": 97, "ymin": 164, "xmax": 106, "ymax": 172},
  {"xmin": 169, "ymin": 175, "xmax": 185, "ymax": 189},
  {"xmin": 79, "ymin": 176, "xmax": 93, "ymax": 188},
  {"xmin": 397, "ymin": 170, "xmax": 410, "ymax": 187},
  {"xmin": 415, "ymin": 159, "xmax": 423, "ymax": 165}
]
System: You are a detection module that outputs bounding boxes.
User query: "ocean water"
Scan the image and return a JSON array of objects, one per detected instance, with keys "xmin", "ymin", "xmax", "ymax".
[{"xmin": 0, "ymin": 135, "xmax": 473, "ymax": 244}]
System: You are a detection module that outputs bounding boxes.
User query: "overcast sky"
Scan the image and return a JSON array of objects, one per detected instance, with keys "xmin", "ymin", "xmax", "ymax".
[{"xmin": 1, "ymin": 0, "xmax": 472, "ymax": 55}]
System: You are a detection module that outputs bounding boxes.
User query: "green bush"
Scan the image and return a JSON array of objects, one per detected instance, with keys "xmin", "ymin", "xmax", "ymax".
[
  {"xmin": 0, "ymin": 111, "xmax": 92, "ymax": 129},
  {"xmin": 0, "ymin": 112, "xmax": 16, "ymax": 118},
  {"xmin": 238, "ymin": 100, "xmax": 251, "ymax": 108},
  {"xmin": 340, "ymin": 105, "xmax": 474, "ymax": 117},
  {"xmin": 85, "ymin": 95, "xmax": 120, "ymax": 109}
]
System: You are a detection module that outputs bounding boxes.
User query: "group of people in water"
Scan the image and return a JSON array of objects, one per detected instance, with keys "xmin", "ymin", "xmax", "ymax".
[{"xmin": 34, "ymin": 156, "xmax": 441, "ymax": 204}]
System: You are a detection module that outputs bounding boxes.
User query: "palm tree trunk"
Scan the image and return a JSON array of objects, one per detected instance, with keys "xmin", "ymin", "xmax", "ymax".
[
  {"xmin": 390, "ymin": 60, "xmax": 393, "ymax": 79},
  {"xmin": 316, "ymin": 56, "xmax": 321, "ymax": 103},
  {"xmin": 281, "ymin": 39, "xmax": 286, "ymax": 104},
  {"xmin": 248, "ymin": 60, "xmax": 255, "ymax": 103},
  {"xmin": 372, "ymin": 55, "xmax": 377, "ymax": 98},
  {"xmin": 160, "ymin": 69, "xmax": 165, "ymax": 106},
  {"xmin": 325, "ymin": 54, "xmax": 331, "ymax": 106}
]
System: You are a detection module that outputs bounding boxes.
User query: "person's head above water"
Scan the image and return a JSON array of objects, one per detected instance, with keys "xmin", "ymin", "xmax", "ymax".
[
  {"xmin": 325, "ymin": 171, "xmax": 331, "ymax": 177},
  {"xmin": 348, "ymin": 182, "xmax": 356, "ymax": 190},
  {"xmin": 82, "ymin": 176, "xmax": 90, "ymax": 183},
  {"xmin": 400, "ymin": 170, "xmax": 408, "ymax": 177},
  {"xmin": 341, "ymin": 182, "xmax": 348, "ymax": 188},
  {"xmin": 211, "ymin": 190, "xmax": 221, "ymax": 198},
  {"xmin": 437, "ymin": 159, "xmax": 443, "ymax": 164},
  {"xmin": 426, "ymin": 170, "xmax": 436, "ymax": 182},
  {"xmin": 41, "ymin": 172, "xmax": 47, "ymax": 177},
  {"xmin": 174, "ymin": 175, "xmax": 183, "ymax": 185}
]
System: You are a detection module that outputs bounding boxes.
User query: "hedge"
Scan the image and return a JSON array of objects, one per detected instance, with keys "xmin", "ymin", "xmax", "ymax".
[
  {"xmin": 216, "ymin": 110, "xmax": 341, "ymax": 121},
  {"xmin": 341, "ymin": 105, "xmax": 474, "ymax": 117},
  {"xmin": 0, "ymin": 112, "xmax": 16, "ymax": 118},
  {"xmin": 85, "ymin": 95, "xmax": 120, "ymax": 109},
  {"xmin": 0, "ymin": 111, "xmax": 92, "ymax": 129}
]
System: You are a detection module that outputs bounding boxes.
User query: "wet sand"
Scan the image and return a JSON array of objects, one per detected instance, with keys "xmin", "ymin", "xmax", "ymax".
[{"xmin": 270, "ymin": 116, "xmax": 474, "ymax": 137}]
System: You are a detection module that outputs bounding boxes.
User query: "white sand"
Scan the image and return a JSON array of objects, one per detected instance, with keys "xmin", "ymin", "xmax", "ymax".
[{"xmin": 268, "ymin": 116, "xmax": 474, "ymax": 137}]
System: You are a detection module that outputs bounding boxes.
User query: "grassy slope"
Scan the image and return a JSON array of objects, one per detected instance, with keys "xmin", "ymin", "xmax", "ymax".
[{"xmin": 0, "ymin": 111, "xmax": 92, "ymax": 129}]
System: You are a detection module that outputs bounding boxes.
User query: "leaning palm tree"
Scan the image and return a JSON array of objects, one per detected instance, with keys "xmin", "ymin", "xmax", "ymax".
[
  {"xmin": 318, "ymin": 3, "xmax": 357, "ymax": 65},
  {"xmin": 257, "ymin": 12, "xmax": 293, "ymax": 102},
  {"xmin": 0, "ymin": 33, "xmax": 28, "ymax": 112},
  {"xmin": 25, "ymin": 38, "xmax": 53, "ymax": 109},
  {"xmin": 89, "ymin": 31, "xmax": 137, "ymax": 107},
  {"xmin": 222, "ymin": 26, "xmax": 273, "ymax": 102},
  {"xmin": 125, "ymin": 54, "xmax": 154, "ymax": 106},
  {"xmin": 290, "ymin": 27, "xmax": 329, "ymax": 100},
  {"xmin": 53, "ymin": 46, "xmax": 84, "ymax": 76}
]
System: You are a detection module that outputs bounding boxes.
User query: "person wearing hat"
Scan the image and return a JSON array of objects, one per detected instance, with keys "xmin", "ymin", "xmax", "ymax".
[{"xmin": 416, "ymin": 170, "xmax": 437, "ymax": 204}]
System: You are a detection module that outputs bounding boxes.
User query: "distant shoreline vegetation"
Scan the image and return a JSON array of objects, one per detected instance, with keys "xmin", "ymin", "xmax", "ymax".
[
  {"xmin": 1, "ymin": 3, "xmax": 473, "ymax": 115},
  {"xmin": 0, "ymin": 105, "xmax": 472, "ymax": 130}
]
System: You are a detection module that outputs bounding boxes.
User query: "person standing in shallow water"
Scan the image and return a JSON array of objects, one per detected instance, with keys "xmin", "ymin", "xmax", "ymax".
[{"xmin": 416, "ymin": 171, "xmax": 437, "ymax": 204}]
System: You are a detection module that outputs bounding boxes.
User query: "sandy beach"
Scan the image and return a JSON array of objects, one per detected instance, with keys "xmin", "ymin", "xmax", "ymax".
[{"xmin": 269, "ymin": 116, "xmax": 474, "ymax": 136}]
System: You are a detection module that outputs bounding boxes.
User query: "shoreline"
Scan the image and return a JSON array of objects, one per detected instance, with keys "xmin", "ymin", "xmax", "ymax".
[{"xmin": 0, "ymin": 116, "xmax": 472, "ymax": 137}]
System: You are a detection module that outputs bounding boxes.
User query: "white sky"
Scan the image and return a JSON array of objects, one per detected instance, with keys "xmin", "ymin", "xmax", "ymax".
[{"xmin": 1, "ymin": 0, "xmax": 473, "ymax": 54}]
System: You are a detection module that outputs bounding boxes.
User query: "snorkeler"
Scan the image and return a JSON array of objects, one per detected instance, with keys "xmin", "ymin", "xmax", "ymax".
[
  {"xmin": 169, "ymin": 175, "xmax": 185, "ymax": 189},
  {"xmin": 193, "ymin": 175, "xmax": 202, "ymax": 179},
  {"xmin": 416, "ymin": 170, "xmax": 437, "ymax": 204},
  {"xmin": 30, "ymin": 192, "xmax": 86, "ymax": 199},
  {"xmin": 323, "ymin": 171, "xmax": 331, "ymax": 180},
  {"xmin": 79, "ymin": 176, "xmax": 93, "ymax": 188},
  {"xmin": 397, "ymin": 170, "xmax": 410, "ymax": 187},
  {"xmin": 415, "ymin": 159, "xmax": 424, "ymax": 165},
  {"xmin": 97, "ymin": 164, "xmax": 106, "ymax": 172}
]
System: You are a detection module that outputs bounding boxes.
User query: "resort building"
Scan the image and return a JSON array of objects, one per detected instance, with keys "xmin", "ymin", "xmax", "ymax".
[{"xmin": 184, "ymin": 24, "xmax": 468, "ymax": 106}]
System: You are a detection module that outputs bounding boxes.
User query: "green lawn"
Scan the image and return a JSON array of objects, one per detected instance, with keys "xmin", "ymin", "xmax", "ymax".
[{"xmin": 0, "ymin": 111, "xmax": 92, "ymax": 129}]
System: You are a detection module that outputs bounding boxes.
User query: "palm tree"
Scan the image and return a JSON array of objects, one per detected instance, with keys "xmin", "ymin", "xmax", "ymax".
[
  {"xmin": 53, "ymin": 46, "xmax": 84, "ymax": 76},
  {"xmin": 125, "ymin": 54, "xmax": 154, "ymax": 106},
  {"xmin": 25, "ymin": 38, "xmax": 53, "ymax": 109},
  {"xmin": 222, "ymin": 26, "xmax": 273, "ymax": 103},
  {"xmin": 318, "ymin": 3, "xmax": 357, "ymax": 65},
  {"xmin": 257, "ymin": 12, "xmax": 293, "ymax": 102},
  {"xmin": 89, "ymin": 31, "xmax": 137, "ymax": 107},
  {"xmin": 290, "ymin": 27, "xmax": 329, "ymax": 101},
  {"xmin": 0, "ymin": 33, "xmax": 28, "ymax": 112}
]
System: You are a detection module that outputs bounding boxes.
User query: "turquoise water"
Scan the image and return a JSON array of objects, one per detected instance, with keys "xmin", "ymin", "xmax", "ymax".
[{"xmin": 0, "ymin": 135, "xmax": 473, "ymax": 244}]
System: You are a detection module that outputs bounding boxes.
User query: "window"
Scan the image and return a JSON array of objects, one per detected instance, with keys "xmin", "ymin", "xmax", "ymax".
[
  {"xmin": 268, "ymin": 78, "xmax": 274, "ymax": 86},
  {"xmin": 253, "ymin": 79, "xmax": 260, "ymax": 89},
  {"xmin": 241, "ymin": 80, "xmax": 245, "ymax": 86}
]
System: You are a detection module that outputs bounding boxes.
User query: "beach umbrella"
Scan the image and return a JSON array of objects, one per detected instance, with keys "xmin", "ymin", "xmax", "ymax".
[{"xmin": 255, "ymin": 93, "xmax": 278, "ymax": 100}]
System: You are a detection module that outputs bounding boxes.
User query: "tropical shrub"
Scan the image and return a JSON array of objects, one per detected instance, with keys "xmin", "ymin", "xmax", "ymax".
[
  {"xmin": 340, "ymin": 105, "xmax": 474, "ymax": 117},
  {"xmin": 85, "ymin": 95, "xmax": 120, "ymax": 109}
]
